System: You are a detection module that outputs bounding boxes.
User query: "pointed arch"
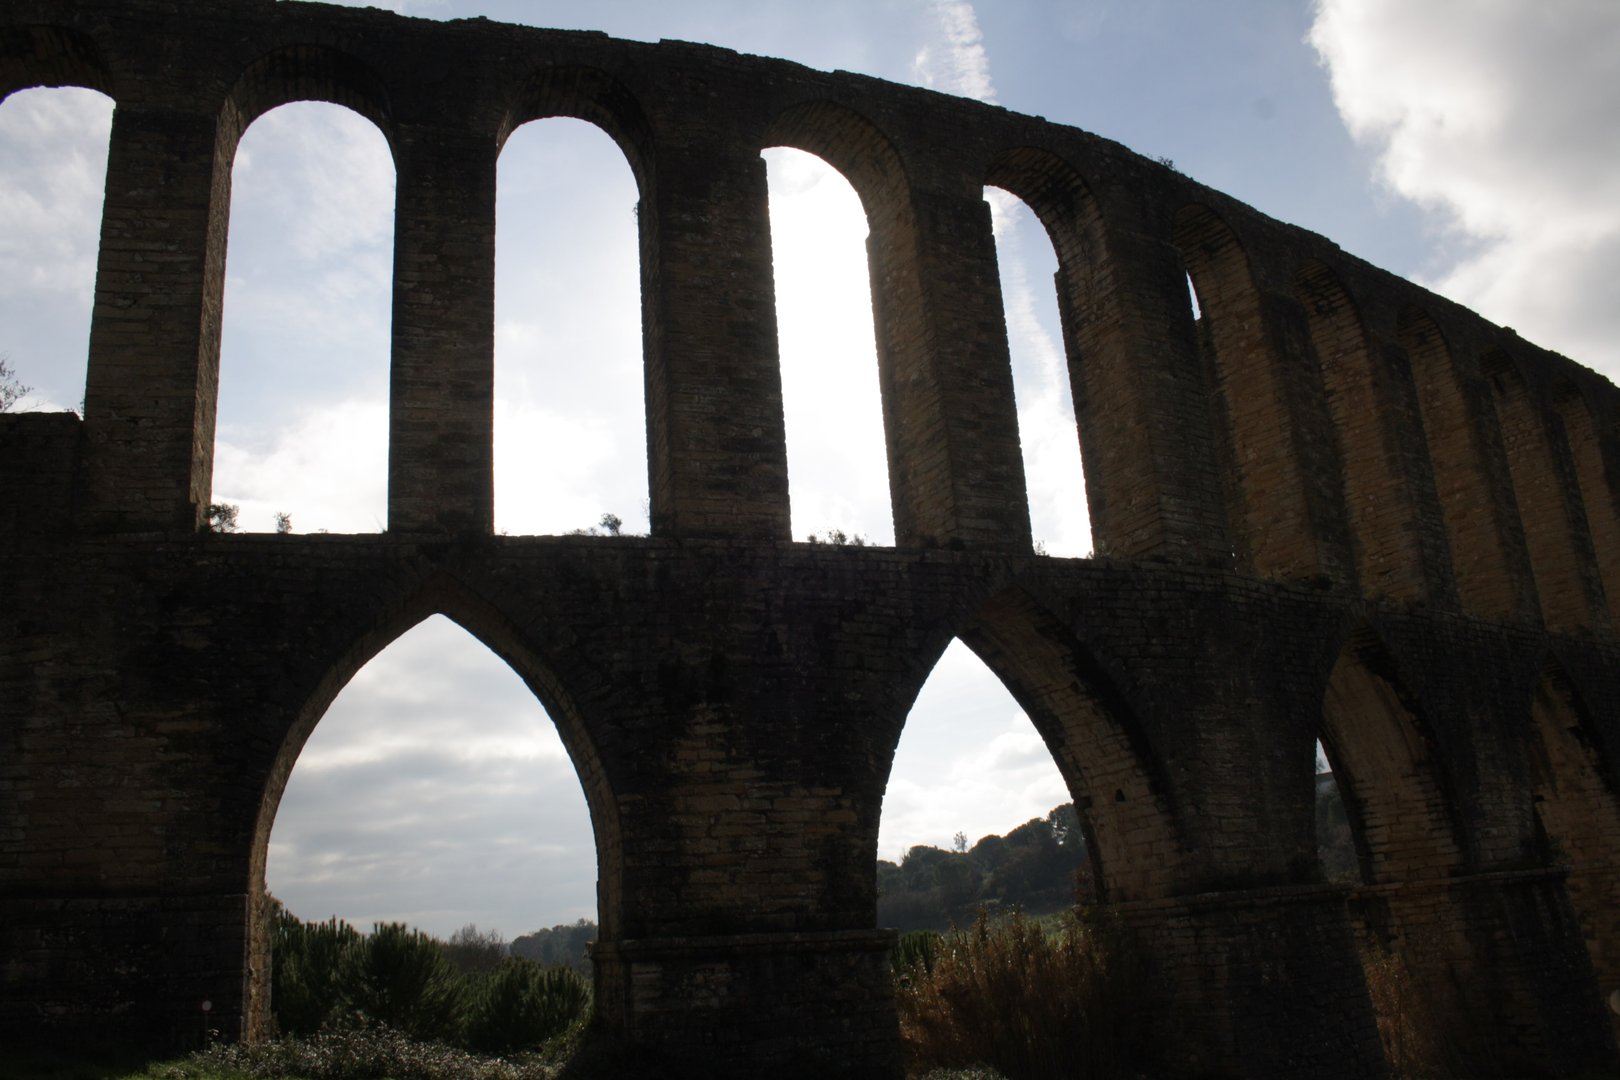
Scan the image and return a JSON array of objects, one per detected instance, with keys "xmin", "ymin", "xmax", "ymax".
[
  {"xmin": 1318, "ymin": 629, "xmax": 1464, "ymax": 884},
  {"xmin": 1528, "ymin": 660, "xmax": 1620, "ymax": 1003},
  {"xmin": 246, "ymin": 573, "xmax": 625, "ymax": 1023},
  {"xmin": 1173, "ymin": 204, "xmax": 1325, "ymax": 580},
  {"xmin": 1296, "ymin": 261, "xmax": 1427, "ymax": 599},
  {"xmin": 956, "ymin": 588, "xmax": 1184, "ymax": 902}
]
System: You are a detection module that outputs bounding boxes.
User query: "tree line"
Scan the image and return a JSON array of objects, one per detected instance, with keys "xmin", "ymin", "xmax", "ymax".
[
  {"xmin": 268, "ymin": 900, "xmax": 591, "ymax": 1055},
  {"xmin": 878, "ymin": 803, "xmax": 1093, "ymax": 932}
]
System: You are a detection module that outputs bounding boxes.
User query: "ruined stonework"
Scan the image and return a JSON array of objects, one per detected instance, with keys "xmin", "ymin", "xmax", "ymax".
[{"xmin": 3, "ymin": 3, "xmax": 1619, "ymax": 1077}]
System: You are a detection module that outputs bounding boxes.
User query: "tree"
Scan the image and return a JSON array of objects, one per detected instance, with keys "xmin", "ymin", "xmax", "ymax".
[
  {"xmin": 336, "ymin": 921, "xmax": 465, "ymax": 1041},
  {"xmin": 0, "ymin": 355, "xmax": 31, "ymax": 412},
  {"xmin": 441, "ymin": 922, "xmax": 507, "ymax": 976}
]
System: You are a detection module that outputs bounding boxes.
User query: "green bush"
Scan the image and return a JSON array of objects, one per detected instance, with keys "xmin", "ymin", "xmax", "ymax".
[
  {"xmin": 461, "ymin": 959, "xmax": 591, "ymax": 1055},
  {"xmin": 896, "ymin": 910, "xmax": 1147, "ymax": 1080},
  {"xmin": 891, "ymin": 929, "xmax": 942, "ymax": 980},
  {"xmin": 335, "ymin": 922, "xmax": 467, "ymax": 1042},
  {"xmin": 271, "ymin": 911, "xmax": 362, "ymax": 1036}
]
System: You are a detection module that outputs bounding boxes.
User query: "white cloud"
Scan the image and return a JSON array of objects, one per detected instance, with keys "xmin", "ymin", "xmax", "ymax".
[
  {"xmin": 911, "ymin": 0, "xmax": 997, "ymax": 103},
  {"xmin": 213, "ymin": 397, "xmax": 388, "ymax": 533},
  {"xmin": 1310, "ymin": 0, "xmax": 1620, "ymax": 374}
]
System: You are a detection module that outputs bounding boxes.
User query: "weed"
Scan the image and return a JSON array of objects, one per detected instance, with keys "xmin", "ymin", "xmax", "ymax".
[{"xmin": 896, "ymin": 910, "xmax": 1147, "ymax": 1080}]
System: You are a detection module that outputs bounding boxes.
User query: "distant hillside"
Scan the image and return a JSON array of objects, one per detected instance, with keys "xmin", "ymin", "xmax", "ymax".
[
  {"xmin": 877, "ymin": 803, "xmax": 1091, "ymax": 932},
  {"xmin": 880, "ymin": 780, "xmax": 1360, "ymax": 933}
]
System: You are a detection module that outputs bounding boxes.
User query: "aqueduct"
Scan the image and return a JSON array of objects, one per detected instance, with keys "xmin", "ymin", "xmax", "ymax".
[{"xmin": 3, "ymin": 2, "xmax": 1620, "ymax": 1076}]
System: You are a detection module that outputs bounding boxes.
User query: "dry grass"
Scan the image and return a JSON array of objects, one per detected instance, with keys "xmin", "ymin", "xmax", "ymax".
[{"xmin": 895, "ymin": 910, "xmax": 1148, "ymax": 1080}]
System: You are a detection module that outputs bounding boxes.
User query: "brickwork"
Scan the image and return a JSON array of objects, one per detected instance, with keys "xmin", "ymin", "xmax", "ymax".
[{"xmin": 3, "ymin": 2, "xmax": 1620, "ymax": 1077}]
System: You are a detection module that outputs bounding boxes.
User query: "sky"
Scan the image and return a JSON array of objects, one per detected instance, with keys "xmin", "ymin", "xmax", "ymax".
[{"xmin": 3, "ymin": 0, "xmax": 1618, "ymax": 940}]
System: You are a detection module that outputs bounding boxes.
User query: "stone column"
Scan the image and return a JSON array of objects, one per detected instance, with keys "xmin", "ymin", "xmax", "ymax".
[
  {"xmin": 388, "ymin": 124, "xmax": 496, "ymax": 534},
  {"xmin": 641, "ymin": 141, "xmax": 791, "ymax": 541},
  {"xmin": 81, "ymin": 102, "xmax": 230, "ymax": 533}
]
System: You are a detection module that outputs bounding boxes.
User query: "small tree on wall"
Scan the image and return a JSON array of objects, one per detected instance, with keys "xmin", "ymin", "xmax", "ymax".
[{"xmin": 0, "ymin": 355, "xmax": 32, "ymax": 412}]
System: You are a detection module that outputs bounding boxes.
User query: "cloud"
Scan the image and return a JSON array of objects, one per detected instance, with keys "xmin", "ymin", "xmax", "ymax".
[
  {"xmin": 213, "ymin": 397, "xmax": 388, "ymax": 532},
  {"xmin": 911, "ymin": 0, "xmax": 997, "ymax": 103},
  {"xmin": 1309, "ymin": 0, "xmax": 1620, "ymax": 375},
  {"xmin": 0, "ymin": 87, "xmax": 113, "ymax": 410}
]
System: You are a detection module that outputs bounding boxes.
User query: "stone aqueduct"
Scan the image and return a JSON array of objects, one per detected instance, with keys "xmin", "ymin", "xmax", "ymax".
[{"xmin": 2, "ymin": 2, "xmax": 1619, "ymax": 1076}]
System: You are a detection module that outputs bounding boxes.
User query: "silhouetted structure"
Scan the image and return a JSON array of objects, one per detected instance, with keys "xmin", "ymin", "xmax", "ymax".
[{"xmin": 3, "ymin": 3, "xmax": 1618, "ymax": 1076}]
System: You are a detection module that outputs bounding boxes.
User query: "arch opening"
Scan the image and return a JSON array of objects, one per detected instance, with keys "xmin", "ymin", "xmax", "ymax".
[
  {"xmin": 762, "ymin": 145, "xmax": 894, "ymax": 545},
  {"xmin": 213, "ymin": 101, "xmax": 394, "ymax": 534},
  {"xmin": 494, "ymin": 117, "xmax": 647, "ymax": 537},
  {"xmin": 878, "ymin": 638, "xmax": 1083, "ymax": 932},
  {"xmin": 1173, "ymin": 204, "xmax": 1322, "ymax": 580},
  {"xmin": 1317, "ymin": 636, "xmax": 1484, "ymax": 1075},
  {"xmin": 982, "ymin": 187, "xmax": 1091, "ymax": 557},
  {"xmin": 1399, "ymin": 306, "xmax": 1520, "ymax": 617},
  {"xmin": 1550, "ymin": 382, "xmax": 1620, "ymax": 624},
  {"xmin": 1318, "ymin": 636, "xmax": 1462, "ymax": 885},
  {"xmin": 1528, "ymin": 666, "xmax": 1620, "ymax": 1022},
  {"xmin": 0, "ymin": 85, "xmax": 113, "ymax": 415},
  {"xmin": 266, "ymin": 614, "xmax": 599, "ymax": 942},
  {"xmin": 1296, "ymin": 260, "xmax": 1424, "ymax": 600}
]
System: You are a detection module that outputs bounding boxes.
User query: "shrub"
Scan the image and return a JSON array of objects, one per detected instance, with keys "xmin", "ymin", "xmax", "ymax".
[
  {"xmin": 272, "ymin": 912, "xmax": 362, "ymax": 1036},
  {"xmin": 335, "ymin": 922, "xmax": 466, "ymax": 1043},
  {"xmin": 162, "ymin": 1025, "xmax": 556, "ymax": 1080},
  {"xmin": 461, "ymin": 958, "xmax": 591, "ymax": 1055},
  {"xmin": 895, "ymin": 910, "xmax": 1147, "ymax": 1080},
  {"xmin": 891, "ymin": 929, "xmax": 942, "ymax": 981}
]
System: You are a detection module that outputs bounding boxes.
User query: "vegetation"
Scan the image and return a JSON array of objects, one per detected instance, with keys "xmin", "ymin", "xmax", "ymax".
[
  {"xmin": 806, "ymin": 528, "xmax": 869, "ymax": 545},
  {"xmin": 20, "ymin": 778, "xmax": 1366, "ymax": 1079},
  {"xmin": 267, "ymin": 906, "xmax": 591, "ymax": 1059},
  {"xmin": 878, "ymin": 804, "xmax": 1091, "ymax": 932},
  {"xmin": 206, "ymin": 502, "xmax": 240, "ymax": 533},
  {"xmin": 0, "ymin": 354, "xmax": 30, "ymax": 412},
  {"xmin": 895, "ymin": 910, "xmax": 1146, "ymax": 1080},
  {"xmin": 509, "ymin": 919, "xmax": 595, "ymax": 974}
]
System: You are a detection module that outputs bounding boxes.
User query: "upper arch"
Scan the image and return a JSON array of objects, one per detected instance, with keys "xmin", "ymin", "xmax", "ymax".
[
  {"xmin": 0, "ymin": 23, "xmax": 113, "ymax": 101},
  {"xmin": 763, "ymin": 98, "xmax": 910, "ymax": 221},
  {"xmin": 498, "ymin": 65, "xmax": 654, "ymax": 195},
  {"xmin": 220, "ymin": 44, "xmax": 396, "ymax": 156}
]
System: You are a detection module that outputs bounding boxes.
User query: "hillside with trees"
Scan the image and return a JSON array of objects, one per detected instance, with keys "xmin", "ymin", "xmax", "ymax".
[{"xmin": 877, "ymin": 803, "xmax": 1092, "ymax": 932}]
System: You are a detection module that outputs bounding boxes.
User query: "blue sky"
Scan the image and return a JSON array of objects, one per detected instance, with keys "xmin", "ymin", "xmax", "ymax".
[{"xmin": 4, "ymin": 0, "xmax": 1617, "ymax": 939}]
